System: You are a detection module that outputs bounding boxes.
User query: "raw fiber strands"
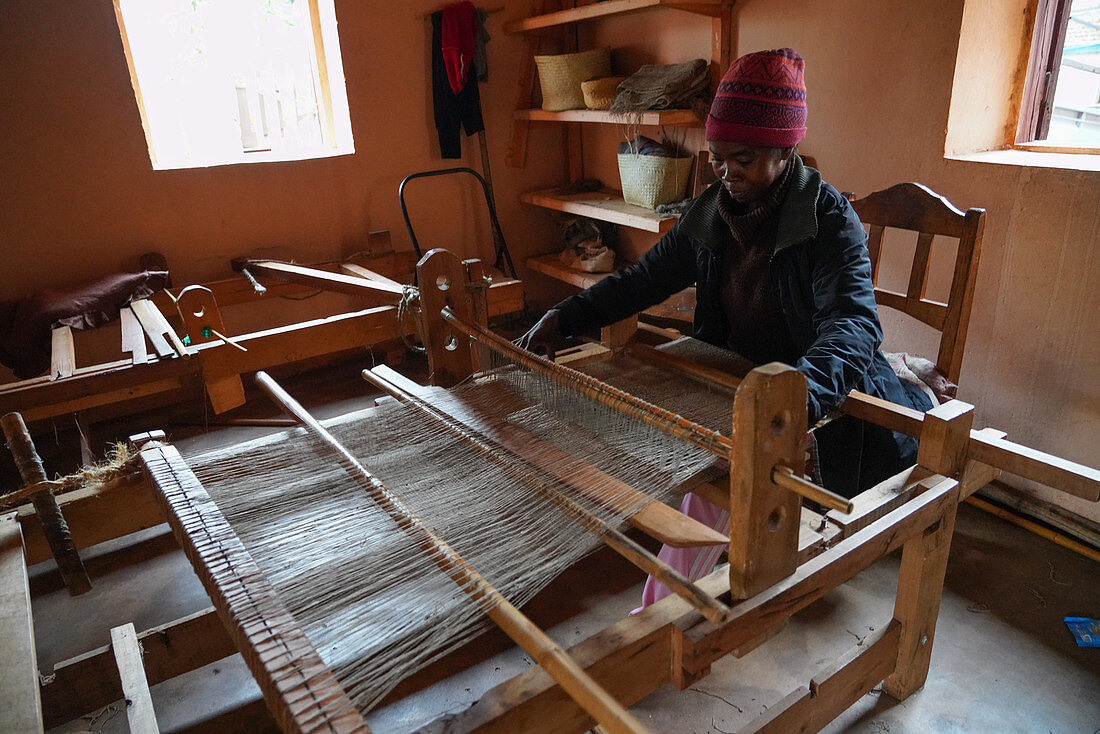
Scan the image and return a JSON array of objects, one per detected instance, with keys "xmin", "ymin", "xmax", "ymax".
[{"xmin": 183, "ymin": 356, "xmax": 725, "ymax": 717}]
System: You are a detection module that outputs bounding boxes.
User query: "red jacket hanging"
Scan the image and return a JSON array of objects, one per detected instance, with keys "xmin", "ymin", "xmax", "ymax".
[{"xmin": 441, "ymin": 1, "xmax": 478, "ymax": 94}]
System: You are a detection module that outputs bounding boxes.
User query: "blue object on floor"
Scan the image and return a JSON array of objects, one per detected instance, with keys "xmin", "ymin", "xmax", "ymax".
[{"xmin": 1064, "ymin": 616, "xmax": 1100, "ymax": 647}]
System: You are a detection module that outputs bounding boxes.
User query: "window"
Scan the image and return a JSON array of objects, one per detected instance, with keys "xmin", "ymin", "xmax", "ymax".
[
  {"xmin": 1017, "ymin": 0, "xmax": 1100, "ymax": 151},
  {"xmin": 114, "ymin": 0, "xmax": 354, "ymax": 170}
]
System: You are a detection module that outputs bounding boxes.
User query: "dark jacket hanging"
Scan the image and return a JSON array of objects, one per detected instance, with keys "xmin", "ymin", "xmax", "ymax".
[{"xmin": 432, "ymin": 5, "xmax": 484, "ymax": 159}]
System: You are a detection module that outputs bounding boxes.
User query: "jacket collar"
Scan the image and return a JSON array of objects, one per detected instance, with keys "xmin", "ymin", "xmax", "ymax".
[{"xmin": 679, "ymin": 154, "xmax": 822, "ymax": 255}]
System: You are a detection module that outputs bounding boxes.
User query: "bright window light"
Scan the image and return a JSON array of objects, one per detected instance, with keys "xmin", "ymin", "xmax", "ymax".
[
  {"xmin": 1049, "ymin": 0, "xmax": 1100, "ymax": 146},
  {"xmin": 114, "ymin": 0, "xmax": 354, "ymax": 169}
]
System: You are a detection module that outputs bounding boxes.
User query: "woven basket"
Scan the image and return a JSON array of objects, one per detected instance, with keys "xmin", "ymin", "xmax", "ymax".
[
  {"xmin": 535, "ymin": 48, "xmax": 612, "ymax": 111},
  {"xmin": 617, "ymin": 153, "xmax": 693, "ymax": 209},
  {"xmin": 581, "ymin": 76, "xmax": 625, "ymax": 110}
]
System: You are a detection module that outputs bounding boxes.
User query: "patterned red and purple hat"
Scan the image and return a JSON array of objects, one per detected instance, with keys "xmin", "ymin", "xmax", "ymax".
[{"xmin": 705, "ymin": 48, "xmax": 807, "ymax": 147}]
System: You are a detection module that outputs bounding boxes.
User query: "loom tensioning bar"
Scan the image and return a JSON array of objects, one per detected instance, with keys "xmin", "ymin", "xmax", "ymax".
[
  {"xmin": 362, "ymin": 366, "xmax": 731, "ymax": 623},
  {"xmin": 253, "ymin": 371, "xmax": 651, "ymax": 734},
  {"xmin": 440, "ymin": 307, "xmax": 856, "ymax": 514},
  {"xmin": 441, "ymin": 307, "xmax": 733, "ymax": 457}
]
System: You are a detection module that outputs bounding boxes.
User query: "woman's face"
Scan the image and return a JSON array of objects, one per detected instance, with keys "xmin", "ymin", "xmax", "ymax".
[{"xmin": 708, "ymin": 142, "xmax": 792, "ymax": 206}]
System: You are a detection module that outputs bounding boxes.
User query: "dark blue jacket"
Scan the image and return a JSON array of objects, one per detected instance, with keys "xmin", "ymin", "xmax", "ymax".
[{"xmin": 554, "ymin": 157, "xmax": 928, "ymax": 496}]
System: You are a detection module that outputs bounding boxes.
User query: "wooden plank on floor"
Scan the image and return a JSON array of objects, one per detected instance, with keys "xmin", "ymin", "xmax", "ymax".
[
  {"xmin": 0, "ymin": 512, "xmax": 43, "ymax": 733},
  {"xmin": 111, "ymin": 622, "xmax": 160, "ymax": 733},
  {"xmin": 41, "ymin": 607, "xmax": 236, "ymax": 729}
]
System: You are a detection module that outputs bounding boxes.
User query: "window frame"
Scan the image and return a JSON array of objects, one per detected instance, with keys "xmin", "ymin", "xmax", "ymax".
[
  {"xmin": 1014, "ymin": 0, "xmax": 1100, "ymax": 154},
  {"xmin": 112, "ymin": 0, "xmax": 353, "ymax": 170}
]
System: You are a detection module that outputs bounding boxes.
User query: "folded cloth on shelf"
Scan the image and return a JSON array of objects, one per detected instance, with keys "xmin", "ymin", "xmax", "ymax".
[{"xmin": 610, "ymin": 59, "xmax": 710, "ymax": 116}]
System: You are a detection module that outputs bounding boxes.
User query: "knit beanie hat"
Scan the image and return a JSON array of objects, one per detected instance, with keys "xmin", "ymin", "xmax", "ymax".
[{"xmin": 705, "ymin": 48, "xmax": 807, "ymax": 147}]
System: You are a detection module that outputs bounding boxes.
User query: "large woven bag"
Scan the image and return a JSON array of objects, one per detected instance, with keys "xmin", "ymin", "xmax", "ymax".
[
  {"xmin": 535, "ymin": 48, "xmax": 612, "ymax": 111},
  {"xmin": 617, "ymin": 153, "xmax": 693, "ymax": 209}
]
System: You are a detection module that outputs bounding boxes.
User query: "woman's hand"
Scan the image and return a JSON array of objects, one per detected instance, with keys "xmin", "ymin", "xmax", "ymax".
[{"xmin": 514, "ymin": 309, "xmax": 564, "ymax": 360}]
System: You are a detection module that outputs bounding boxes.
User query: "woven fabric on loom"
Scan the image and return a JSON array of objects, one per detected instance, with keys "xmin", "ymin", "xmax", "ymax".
[{"xmin": 182, "ymin": 350, "xmax": 734, "ymax": 715}]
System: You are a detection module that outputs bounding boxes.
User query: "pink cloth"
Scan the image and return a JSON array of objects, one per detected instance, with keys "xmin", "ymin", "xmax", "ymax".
[{"xmin": 633, "ymin": 492, "xmax": 729, "ymax": 612}]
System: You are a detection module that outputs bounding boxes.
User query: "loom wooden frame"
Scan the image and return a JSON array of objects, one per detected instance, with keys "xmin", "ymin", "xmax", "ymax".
[
  {"xmin": 0, "ymin": 249, "xmax": 524, "ymax": 425},
  {"xmin": 4, "ymin": 249, "xmax": 1097, "ymax": 732},
  {"xmin": 129, "ymin": 251, "xmax": 971, "ymax": 732},
  {"xmin": 118, "ymin": 358, "xmax": 966, "ymax": 734}
]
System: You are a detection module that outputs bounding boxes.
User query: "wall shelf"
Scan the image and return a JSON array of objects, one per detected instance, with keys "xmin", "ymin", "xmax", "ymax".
[
  {"xmin": 505, "ymin": 0, "xmax": 728, "ymax": 33},
  {"xmin": 521, "ymin": 188, "xmax": 678, "ymax": 233},
  {"xmin": 527, "ymin": 253, "xmax": 618, "ymax": 289},
  {"xmin": 526, "ymin": 253, "xmax": 697, "ymax": 326},
  {"xmin": 514, "ymin": 108, "xmax": 701, "ymax": 126}
]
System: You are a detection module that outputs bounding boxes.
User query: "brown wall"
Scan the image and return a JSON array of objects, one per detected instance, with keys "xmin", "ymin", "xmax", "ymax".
[
  {"xmin": 1, "ymin": 1, "xmax": 1096, "ymax": 520},
  {"xmin": 0, "ymin": 0, "xmax": 565, "ymax": 298}
]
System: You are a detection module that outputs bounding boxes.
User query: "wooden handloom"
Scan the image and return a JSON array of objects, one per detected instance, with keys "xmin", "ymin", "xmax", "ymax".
[
  {"xmin": 0, "ymin": 241, "xmax": 524, "ymax": 428},
  {"xmin": 2, "ymin": 249, "xmax": 1098, "ymax": 733}
]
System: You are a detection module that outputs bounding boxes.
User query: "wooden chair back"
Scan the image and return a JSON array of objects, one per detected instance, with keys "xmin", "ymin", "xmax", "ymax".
[{"xmin": 849, "ymin": 182, "xmax": 985, "ymax": 384}]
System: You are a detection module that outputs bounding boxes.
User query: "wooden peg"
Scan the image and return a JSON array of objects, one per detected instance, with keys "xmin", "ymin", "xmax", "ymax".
[{"xmin": 916, "ymin": 399, "xmax": 974, "ymax": 476}]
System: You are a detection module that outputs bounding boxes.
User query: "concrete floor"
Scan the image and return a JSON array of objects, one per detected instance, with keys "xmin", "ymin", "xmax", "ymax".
[{"xmin": 23, "ymin": 358, "xmax": 1100, "ymax": 734}]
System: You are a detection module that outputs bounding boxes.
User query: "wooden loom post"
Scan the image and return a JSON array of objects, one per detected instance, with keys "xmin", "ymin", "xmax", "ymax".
[
  {"xmin": 461, "ymin": 258, "xmax": 495, "ymax": 373},
  {"xmin": 418, "ymin": 249, "xmax": 479, "ymax": 387},
  {"xmin": 0, "ymin": 512, "xmax": 43, "ymax": 732},
  {"xmin": 254, "ymin": 371, "xmax": 651, "ymax": 734},
  {"xmin": 1, "ymin": 412, "xmax": 91, "ymax": 595},
  {"xmin": 884, "ymin": 400, "xmax": 971, "ymax": 699},
  {"xmin": 727, "ymin": 363, "xmax": 806, "ymax": 600}
]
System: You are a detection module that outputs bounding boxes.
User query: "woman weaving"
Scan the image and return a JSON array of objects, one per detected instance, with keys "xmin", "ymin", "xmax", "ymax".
[{"xmin": 517, "ymin": 48, "xmax": 933, "ymax": 607}]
